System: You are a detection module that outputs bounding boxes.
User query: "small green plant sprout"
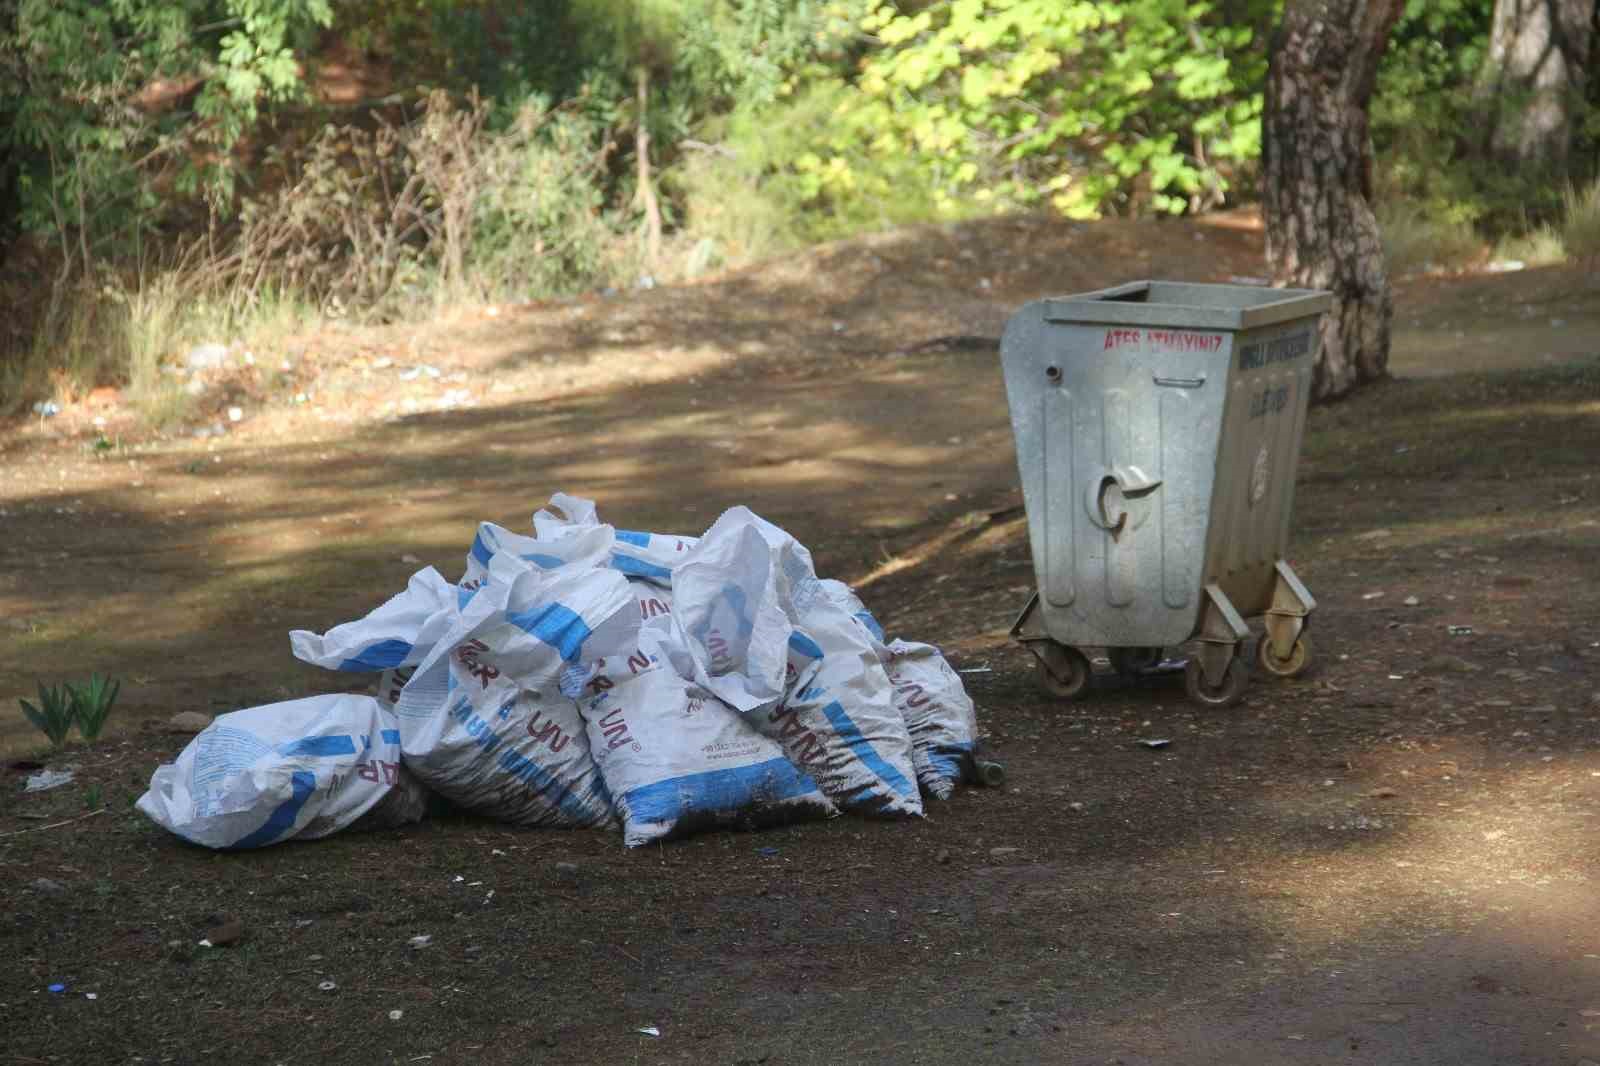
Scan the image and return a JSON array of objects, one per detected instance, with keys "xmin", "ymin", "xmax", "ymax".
[
  {"xmin": 67, "ymin": 674, "xmax": 121, "ymax": 742},
  {"xmin": 84, "ymin": 784, "xmax": 103, "ymax": 811},
  {"xmin": 19, "ymin": 683, "xmax": 76, "ymax": 748}
]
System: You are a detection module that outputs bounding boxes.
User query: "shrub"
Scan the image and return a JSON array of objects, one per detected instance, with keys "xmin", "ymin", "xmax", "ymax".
[
  {"xmin": 228, "ymin": 90, "xmax": 626, "ymax": 318},
  {"xmin": 466, "ymin": 98, "xmax": 625, "ymax": 300},
  {"xmin": 1376, "ymin": 201, "xmax": 1481, "ymax": 276},
  {"xmin": 1562, "ymin": 178, "xmax": 1600, "ymax": 267},
  {"xmin": 1491, "ymin": 225, "xmax": 1567, "ymax": 267}
]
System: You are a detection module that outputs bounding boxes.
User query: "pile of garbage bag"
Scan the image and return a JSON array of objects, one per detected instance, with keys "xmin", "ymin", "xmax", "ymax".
[{"xmin": 137, "ymin": 495, "xmax": 983, "ymax": 849}]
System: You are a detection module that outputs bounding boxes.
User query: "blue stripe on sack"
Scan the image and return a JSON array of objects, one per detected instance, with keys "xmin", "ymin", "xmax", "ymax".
[
  {"xmin": 849, "ymin": 782, "xmax": 887, "ymax": 807},
  {"xmin": 787, "ymin": 631, "xmax": 824, "ymax": 661},
  {"xmin": 495, "ymin": 748, "xmax": 605, "ymax": 825},
  {"xmin": 609, "ymin": 553, "xmax": 673, "ymax": 582},
  {"xmin": 724, "ymin": 584, "xmax": 755, "ymax": 638},
  {"xmin": 854, "ymin": 611, "xmax": 886, "ymax": 642},
  {"xmin": 558, "ymin": 661, "xmax": 592, "ymax": 698},
  {"xmin": 230, "ymin": 770, "xmax": 316, "ymax": 849},
  {"xmin": 926, "ymin": 742, "xmax": 973, "ymax": 781},
  {"xmin": 380, "ymin": 729, "xmax": 401, "ymax": 745},
  {"xmin": 521, "ymin": 552, "xmax": 568, "ymax": 569},
  {"xmin": 470, "ymin": 529, "xmax": 494, "ymax": 567},
  {"xmin": 277, "ymin": 735, "xmax": 357, "ymax": 757},
  {"xmin": 819, "ymin": 700, "xmax": 917, "ymax": 798},
  {"xmin": 687, "ymin": 582, "xmax": 756, "ymax": 652},
  {"xmin": 506, "ymin": 602, "xmax": 593, "ymax": 662},
  {"xmin": 336, "ymin": 638, "xmax": 413, "ymax": 671},
  {"xmin": 623, "ymin": 757, "xmax": 818, "ymax": 826},
  {"xmin": 615, "ymin": 530, "xmax": 651, "ymax": 547}
]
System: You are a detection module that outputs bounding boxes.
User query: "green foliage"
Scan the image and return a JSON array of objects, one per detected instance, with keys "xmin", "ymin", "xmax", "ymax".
[
  {"xmin": 1371, "ymin": 0, "xmax": 1598, "ymax": 235},
  {"xmin": 67, "ymin": 673, "xmax": 121, "ymax": 742},
  {"xmin": 467, "ymin": 102, "xmax": 626, "ymax": 298},
  {"xmin": 1376, "ymin": 200, "xmax": 1481, "ymax": 276},
  {"xmin": 1492, "ymin": 225, "xmax": 1566, "ymax": 267},
  {"xmin": 19, "ymin": 683, "xmax": 76, "ymax": 749},
  {"xmin": 17, "ymin": 675, "xmax": 123, "ymax": 748},
  {"xmin": 396, "ymin": 1, "xmax": 596, "ymax": 109},
  {"xmin": 1562, "ymin": 178, "xmax": 1600, "ymax": 265},
  {"xmin": 767, "ymin": 0, "xmax": 1276, "ymax": 225},
  {"xmin": 0, "ymin": 0, "xmax": 334, "ymax": 255},
  {"xmin": 676, "ymin": 78, "xmax": 953, "ymax": 252},
  {"xmin": 230, "ymin": 91, "xmax": 628, "ymax": 316}
]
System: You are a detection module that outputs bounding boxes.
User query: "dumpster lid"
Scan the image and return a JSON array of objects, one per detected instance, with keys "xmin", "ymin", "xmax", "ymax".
[{"xmin": 1044, "ymin": 280, "xmax": 1333, "ymax": 332}]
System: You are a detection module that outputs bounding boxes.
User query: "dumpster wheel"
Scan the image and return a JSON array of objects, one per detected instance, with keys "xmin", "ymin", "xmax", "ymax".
[
  {"xmin": 1255, "ymin": 632, "xmax": 1311, "ymax": 679},
  {"xmin": 1031, "ymin": 642, "xmax": 1091, "ymax": 701},
  {"xmin": 1184, "ymin": 656, "xmax": 1248, "ymax": 708}
]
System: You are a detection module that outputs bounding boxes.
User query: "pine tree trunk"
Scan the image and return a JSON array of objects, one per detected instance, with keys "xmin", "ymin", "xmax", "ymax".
[
  {"xmin": 634, "ymin": 66, "xmax": 663, "ymax": 273},
  {"xmin": 1477, "ymin": 0, "xmax": 1594, "ymax": 171},
  {"xmin": 1263, "ymin": 0, "xmax": 1404, "ymax": 402}
]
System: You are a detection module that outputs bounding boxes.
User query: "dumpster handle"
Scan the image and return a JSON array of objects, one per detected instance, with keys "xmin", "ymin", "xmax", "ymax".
[
  {"xmin": 1087, "ymin": 466, "xmax": 1162, "ymax": 536},
  {"xmin": 1153, "ymin": 373, "xmax": 1207, "ymax": 389}
]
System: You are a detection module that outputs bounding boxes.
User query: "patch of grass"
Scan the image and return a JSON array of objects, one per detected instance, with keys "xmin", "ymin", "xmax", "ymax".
[
  {"xmin": 1562, "ymin": 177, "xmax": 1600, "ymax": 267},
  {"xmin": 1, "ymin": 278, "xmax": 125, "ymax": 415},
  {"xmin": 1491, "ymin": 224, "xmax": 1567, "ymax": 267},
  {"xmin": 1377, "ymin": 202, "xmax": 1481, "ymax": 277},
  {"xmin": 3, "ymin": 250, "xmax": 329, "ymax": 425}
]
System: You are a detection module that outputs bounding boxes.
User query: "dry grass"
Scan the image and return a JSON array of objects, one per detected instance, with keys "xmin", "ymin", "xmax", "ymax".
[
  {"xmin": 1377, "ymin": 202, "xmax": 1482, "ymax": 277},
  {"xmin": 1561, "ymin": 177, "xmax": 1600, "ymax": 268},
  {"xmin": 1491, "ymin": 224, "xmax": 1566, "ymax": 267}
]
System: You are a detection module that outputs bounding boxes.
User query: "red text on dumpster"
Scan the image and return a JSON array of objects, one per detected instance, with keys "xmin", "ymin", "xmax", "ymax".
[{"xmin": 1103, "ymin": 328, "xmax": 1224, "ymax": 353}]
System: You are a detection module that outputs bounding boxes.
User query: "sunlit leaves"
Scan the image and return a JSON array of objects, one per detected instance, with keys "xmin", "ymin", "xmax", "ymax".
[
  {"xmin": 3, "ymin": 0, "xmax": 336, "ymax": 247},
  {"xmin": 790, "ymin": 0, "xmax": 1278, "ymax": 221}
]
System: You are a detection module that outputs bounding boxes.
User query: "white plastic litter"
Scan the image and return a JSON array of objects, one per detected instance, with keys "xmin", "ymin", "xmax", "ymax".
[
  {"xmin": 663, "ymin": 509, "xmax": 793, "ymax": 713},
  {"xmin": 884, "ymin": 640, "xmax": 979, "ymax": 800},
  {"xmin": 534, "ymin": 493, "xmax": 697, "ymax": 587},
  {"xmin": 774, "ymin": 624, "xmax": 923, "ymax": 818},
  {"xmin": 136, "ymin": 694, "xmax": 405, "ymax": 849},
  {"xmin": 24, "ymin": 769, "xmax": 75, "ymax": 792},
  {"xmin": 683, "ymin": 509, "xmax": 922, "ymax": 818},
  {"xmin": 819, "ymin": 578, "xmax": 890, "ymax": 653},
  {"xmin": 578, "ymin": 611, "xmax": 834, "ymax": 847},
  {"xmin": 157, "ymin": 492, "xmax": 980, "ymax": 849},
  {"xmin": 384, "ymin": 550, "xmax": 636, "ymax": 827},
  {"xmin": 461, "ymin": 519, "xmax": 615, "ymax": 590},
  {"xmin": 348, "ymin": 762, "xmax": 433, "ymax": 832},
  {"xmin": 289, "ymin": 567, "xmax": 458, "ymax": 673}
]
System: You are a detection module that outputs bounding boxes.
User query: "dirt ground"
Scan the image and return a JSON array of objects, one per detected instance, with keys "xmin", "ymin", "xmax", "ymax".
[{"xmin": 2, "ymin": 211, "xmax": 1599, "ymax": 1065}]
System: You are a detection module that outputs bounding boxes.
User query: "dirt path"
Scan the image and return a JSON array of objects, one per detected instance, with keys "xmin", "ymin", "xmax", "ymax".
[{"xmin": 2, "ymin": 213, "xmax": 1598, "ymax": 1064}]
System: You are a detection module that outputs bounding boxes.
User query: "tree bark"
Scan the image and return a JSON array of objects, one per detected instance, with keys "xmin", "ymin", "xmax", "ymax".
[
  {"xmin": 634, "ymin": 65, "xmax": 662, "ymax": 273},
  {"xmin": 1263, "ymin": 0, "xmax": 1404, "ymax": 402},
  {"xmin": 1476, "ymin": 0, "xmax": 1595, "ymax": 171}
]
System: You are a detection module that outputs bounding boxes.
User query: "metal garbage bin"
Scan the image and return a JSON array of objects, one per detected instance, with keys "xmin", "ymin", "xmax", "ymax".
[{"xmin": 1000, "ymin": 280, "xmax": 1332, "ymax": 707}]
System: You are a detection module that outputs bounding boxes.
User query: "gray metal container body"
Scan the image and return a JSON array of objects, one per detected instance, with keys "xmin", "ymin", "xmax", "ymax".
[{"xmin": 1000, "ymin": 281, "xmax": 1332, "ymax": 649}]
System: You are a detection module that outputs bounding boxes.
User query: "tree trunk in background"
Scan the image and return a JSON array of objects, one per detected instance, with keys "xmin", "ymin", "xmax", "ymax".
[
  {"xmin": 634, "ymin": 66, "xmax": 663, "ymax": 273},
  {"xmin": 1476, "ymin": 0, "xmax": 1595, "ymax": 172},
  {"xmin": 1263, "ymin": 0, "xmax": 1404, "ymax": 402}
]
